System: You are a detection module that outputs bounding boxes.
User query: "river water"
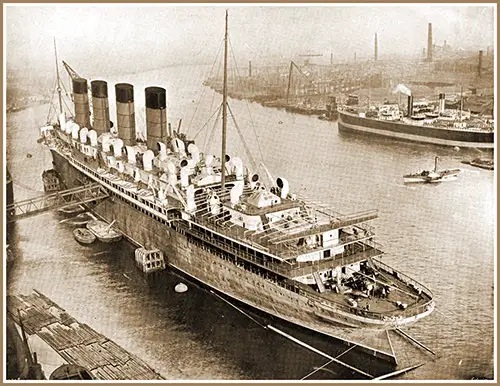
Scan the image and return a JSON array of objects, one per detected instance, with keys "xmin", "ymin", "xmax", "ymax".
[{"xmin": 5, "ymin": 64, "xmax": 495, "ymax": 380}]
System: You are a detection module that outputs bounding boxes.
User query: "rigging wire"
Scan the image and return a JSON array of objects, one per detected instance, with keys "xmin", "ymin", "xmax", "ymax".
[
  {"xmin": 228, "ymin": 37, "xmax": 267, "ymax": 166},
  {"xmin": 204, "ymin": 104, "xmax": 223, "ymax": 154},
  {"xmin": 192, "ymin": 102, "xmax": 223, "ymax": 141},
  {"xmin": 45, "ymin": 79, "xmax": 58, "ymax": 123},
  {"xmin": 186, "ymin": 37, "xmax": 224, "ymax": 138},
  {"xmin": 207, "ymin": 43, "xmax": 224, "ymax": 126},
  {"xmin": 227, "ymin": 104, "xmax": 257, "ymax": 172}
]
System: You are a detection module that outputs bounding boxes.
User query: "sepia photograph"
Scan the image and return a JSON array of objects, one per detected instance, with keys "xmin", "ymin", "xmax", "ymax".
[{"xmin": 4, "ymin": 3, "xmax": 495, "ymax": 381}]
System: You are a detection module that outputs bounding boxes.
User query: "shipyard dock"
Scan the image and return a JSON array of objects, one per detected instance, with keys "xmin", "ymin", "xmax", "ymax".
[{"xmin": 7, "ymin": 290, "xmax": 165, "ymax": 380}]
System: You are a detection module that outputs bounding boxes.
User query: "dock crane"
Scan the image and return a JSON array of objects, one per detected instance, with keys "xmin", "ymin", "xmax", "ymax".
[{"xmin": 286, "ymin": 60, "xmax": 319, "ymax": 104}]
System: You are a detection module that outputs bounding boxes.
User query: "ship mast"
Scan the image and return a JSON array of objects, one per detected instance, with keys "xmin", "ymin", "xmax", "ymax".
[
  {"xmin": 53, "ymin": 38, "xmax": 63, "ymax": 115},
  {"xmin": 221, "ymin": 9, "xmax": 229, "ymax": 191}
]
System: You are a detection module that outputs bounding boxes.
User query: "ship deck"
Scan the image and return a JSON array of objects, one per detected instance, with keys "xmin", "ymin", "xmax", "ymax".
[{"xmin": 317, "ymin": 265, "xmax": 432, "ymax": 317}]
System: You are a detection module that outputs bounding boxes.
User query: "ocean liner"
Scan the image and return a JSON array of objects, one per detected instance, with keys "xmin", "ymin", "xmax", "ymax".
[
  {"xmin": 338, "ymin": 93, "xmax": 494, "ymax": 149},
  {"xmin": 38, "ymin": 12, "xmax": 434, "ymax": 365}
]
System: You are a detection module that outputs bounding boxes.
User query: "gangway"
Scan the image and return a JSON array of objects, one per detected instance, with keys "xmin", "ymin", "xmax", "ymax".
[{"xmin": 6, "ymin": 183, "xmax": 108, "ymax": 223}]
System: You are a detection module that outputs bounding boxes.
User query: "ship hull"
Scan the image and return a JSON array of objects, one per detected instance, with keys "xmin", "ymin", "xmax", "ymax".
[
  {"xmin": 50, "ymin": 148, "xmax": 435, "ymax": 364},
  {"xmin": 338, "ymin": 111, "xmax": 494, "ymax": 149}
]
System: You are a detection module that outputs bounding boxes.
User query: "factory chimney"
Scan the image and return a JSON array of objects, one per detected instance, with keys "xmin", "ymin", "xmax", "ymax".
[
  {"xmin": 478, "ymin": 50, "xmax": 483, "ymax": 77},
  {"xmin": 249, "ymin": 61, "xmax": 252, "ymax": 77},
  {"xmin": 374, "ymin": 33, "xmax": 378, "ymax": 61},
  {"xmin": 330, "ymin": 52, "xmax": 333, "ymax": 66},
  {"xmin": 427, "ymin": 23, "xmax": 433, "ymax": 61}
]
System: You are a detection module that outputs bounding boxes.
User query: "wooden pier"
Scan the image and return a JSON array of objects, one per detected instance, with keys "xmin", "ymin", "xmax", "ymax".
[{"xmin": 7, "ymin": 290, "xmax": 165, "ymax": 380}]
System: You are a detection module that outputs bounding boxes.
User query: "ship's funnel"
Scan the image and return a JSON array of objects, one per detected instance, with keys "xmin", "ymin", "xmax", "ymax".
[
  {"xmin": 407, "ymin": 95, "xmax": 414, "ymax": 117},
  {"xmin": 72, "ymin": 77, "xmax": 91, "ymax": 129},
  {"xmin": 91, "ymin": 80, "xmax": 110, "ymax": 136},
  {"xmin": 145, "ymin": 86, "xmax": 167, "ymax": 151},
  {"xmin": 438, "ymin": 93, "xmax": 446, "ymax": 113},
  {"xmin": 115, "ymin": 83, "xmax": 136, "ymax": 147}
]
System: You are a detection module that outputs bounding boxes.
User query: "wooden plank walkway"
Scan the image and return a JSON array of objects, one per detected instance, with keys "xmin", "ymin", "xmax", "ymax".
[{"xmin": 6, "ymin": 290, "xmax": 165, "ymax": 380}]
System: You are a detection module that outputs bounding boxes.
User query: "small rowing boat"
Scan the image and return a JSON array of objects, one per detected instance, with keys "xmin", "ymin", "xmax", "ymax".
[
  {"xmin": 59, "ymin": 212, "xmax": 95, "ymax": 226},
  {"xmin": 58, "ymin": 204, "xmax": 85, "ymax": 215},
  {"xmin": 73, "ymin": 228, "xmax": 96, "ymax": 244}
]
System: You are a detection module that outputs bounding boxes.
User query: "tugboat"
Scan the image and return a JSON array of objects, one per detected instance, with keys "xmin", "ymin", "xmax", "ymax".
[
  {"xmin": 403, "ymin": 157, "xmax": 461, "ymax": 183},
  {"xmin": 37, "ymin": 11, "xmax": 434, "ymax": 366}
]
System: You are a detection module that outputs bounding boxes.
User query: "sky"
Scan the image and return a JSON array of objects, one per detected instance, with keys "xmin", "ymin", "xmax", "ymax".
[{"xmin": 4, "ymin": 4, "xmax": 496, "ymax": 77}]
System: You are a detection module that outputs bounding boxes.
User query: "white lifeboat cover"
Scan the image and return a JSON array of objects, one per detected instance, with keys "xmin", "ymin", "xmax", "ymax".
[
  {"xmin": 88, "ymin": 130, "xmax": 98, "ymax": 146},
  {"xmin": 143, "ymin": 149, "xmax": 155, "ymax": 171},
  {"xmin": 79, "ymin": 127, "xmax": 89, "ymax": 143},
  {"xmin": 101, "ymin": 133, "xmax": 113, "ymax": 152},
  {"xmin": 112, "ymin": 138, "xmax": 124, "ymax": 158},
  {"xmin": 71, "ymin": 124, "xmax": 81, "ymax": 140},
  {"xmin": 246, "ymin": 189, "xmax": 281, "ymax": 208}
]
